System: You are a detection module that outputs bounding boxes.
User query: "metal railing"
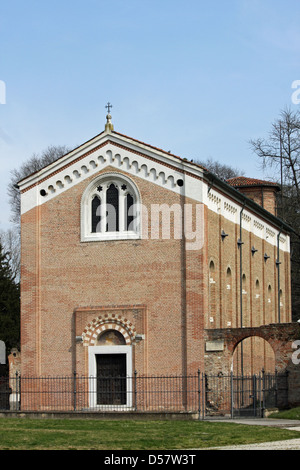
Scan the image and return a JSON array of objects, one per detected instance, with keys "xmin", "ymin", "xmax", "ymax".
[
  {"xmin": 204, "ymin": 370, "xmax": 288, "ymax": 418},
  {"xmin": 0, "ymin": 370, "xmax": 288, "ymax": 418}
]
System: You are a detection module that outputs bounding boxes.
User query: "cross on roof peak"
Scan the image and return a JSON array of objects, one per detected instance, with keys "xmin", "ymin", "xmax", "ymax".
[
  {"xmin": 105, "ymin": 102, "xmax": 112, "ymax": 114},
  {"xmin": 105, "ymin": 102, "xmax": 114, "ymax": 132}
]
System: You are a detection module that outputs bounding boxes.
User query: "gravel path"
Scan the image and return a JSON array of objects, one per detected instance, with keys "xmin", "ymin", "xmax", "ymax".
[
  {"xmin": 204, "ymin": 418, "xmax": 300, "ymax": 450},
  {"xmin": 209, "ymin": 438, "xmax": 300, "ymax": 450}
]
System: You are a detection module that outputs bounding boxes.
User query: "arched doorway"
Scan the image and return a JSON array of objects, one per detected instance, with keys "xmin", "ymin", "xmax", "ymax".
[
  {"xmin": 88, "ymin": 329, "xmax": 133, "ymax": 409},
  {"xmin": 233, "ymin": 336, "xmax": 275, "ymax": 375}
]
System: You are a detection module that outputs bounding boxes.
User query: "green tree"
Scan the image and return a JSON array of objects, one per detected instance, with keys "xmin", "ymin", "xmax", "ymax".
[{"xmin": 0, "ymin": 243, "xmax": 20, "ymax": 353}]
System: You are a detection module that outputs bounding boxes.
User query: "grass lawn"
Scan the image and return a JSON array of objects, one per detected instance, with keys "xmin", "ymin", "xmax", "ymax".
[
  {"xmin": 269, "ymin": 407, "xmax": 300, "ymax": 420},
  {"xmin": 0, "ymin": 418, "xmax": 299, "ymax": 450}
]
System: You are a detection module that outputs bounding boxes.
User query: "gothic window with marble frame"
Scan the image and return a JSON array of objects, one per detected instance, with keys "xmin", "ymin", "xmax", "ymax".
[{"xmin": 81, "ymin": 173, "xmax": 141, "ymax": 242}]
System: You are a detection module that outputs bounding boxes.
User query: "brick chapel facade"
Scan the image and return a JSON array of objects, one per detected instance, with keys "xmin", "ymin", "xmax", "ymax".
[{"xmin": 18, "ymin": 113, "xmax": 292, "ymax": 403}]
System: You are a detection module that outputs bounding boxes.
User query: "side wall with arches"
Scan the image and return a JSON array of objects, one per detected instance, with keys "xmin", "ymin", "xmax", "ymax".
[{"xmin": 206, "ymin": 203, "xmax": 291, "ymax": 332}]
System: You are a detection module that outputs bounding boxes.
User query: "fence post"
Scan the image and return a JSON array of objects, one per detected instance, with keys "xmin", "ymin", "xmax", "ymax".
[
  {"xmin": 202, "ymin": 373, "xmax": 206, "ymax": 420},
  {"xmin": 253, "ymin": 374, "xmax": 257, "ymax": 417},
  {"xmin": 197, "ymin": 369, "xmax": 201, "ymax": 420},
  {"xmin": 134, "ymin": 370, "xmax": 137, "ymax": 411},
  {"xmin": 285, "ymin": 370, "xmax": 289, "ymax": 408},
  {"xmin": 275, "ymin": 369, "xmax": 278, "ymax": 408},
  {"xmin": 257, "ymin": 372, "xmax": 263, "ymax": 418},
  {"xmin": 73, "ymin": 370, "xmax": 77, "ymax": 411},
  {"xmin": 230, "ymin": 372, "xmax": 234, "ymax": 418},
  {"xmin": 15, "ymin": 371, "xmax": 20, "ymax": 411},
  {"xmin": 262, "ymin": 369, "xmax": 265, "ymax": 416}
]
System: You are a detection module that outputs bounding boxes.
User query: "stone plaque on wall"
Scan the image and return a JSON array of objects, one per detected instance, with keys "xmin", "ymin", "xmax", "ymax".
[{"xmin": 205, "ymin": 340, "xmax": 224, "ymax": 352}]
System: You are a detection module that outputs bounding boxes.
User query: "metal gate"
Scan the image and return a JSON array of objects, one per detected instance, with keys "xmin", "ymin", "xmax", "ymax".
[
  {"xmin": 232, "ymin": 374, "xmax": 264, "ymax": 417},
  {"xmin": 203, "ymin": 370, "xmax": 288, "ymax": 418}
]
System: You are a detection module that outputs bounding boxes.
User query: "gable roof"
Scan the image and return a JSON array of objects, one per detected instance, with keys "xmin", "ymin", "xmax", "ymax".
[
  {"xmin": 227, "ymin": 176, "xmax": 280, "ymax": 190},
  {"xmin": 16, "ymin": 118, "xmax": 292, "ymax": 235},
  {"xmin": 17, "ymin": 129, "xmax": 206, "ymax": 190}
]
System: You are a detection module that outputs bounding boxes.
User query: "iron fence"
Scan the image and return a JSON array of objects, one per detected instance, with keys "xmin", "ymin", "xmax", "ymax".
[
  {"xmin": 0, "ymin": 370, "xmax": 288, "ymax": 418},
  {"xmin": 203, "ymin": 370, "xmax": 288, "ymax": 418}
]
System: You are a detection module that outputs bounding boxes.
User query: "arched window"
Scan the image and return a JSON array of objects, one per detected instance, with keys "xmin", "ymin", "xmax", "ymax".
[
  {"xmin": 126, "ymin": 194, "xmax": 134, "ymax": 231},
  {"xmin": 266, "ymin": 283, "xmax": 274, "ymax": 323},
  {"xmin": 106, "ymin": 183, "xmax": 119, "ymax": 232},
  {"xmin": 242, "ymin": 273, "xmax": 247, "ymax": 291},
  {"xmin": 81, "ymin": 173, "xmax": 141, "ymax": 242},
  {"xmin": 268, "ymin": 284, "xmax": 272, "ymax": 295},
  {"xmin": 91, "ymin": 195, "xmax": 101, "ymax": 233},
  {"xmin": 208, "ymin": 260, "xmax": 217, "ymax": 328},
  {"xmin": 279, "ymin": 289, "xmax": 283, "ymax": 306},
  {"xmin": 225, "ymin": 267, "xmax": 233, "ymax": 327}
]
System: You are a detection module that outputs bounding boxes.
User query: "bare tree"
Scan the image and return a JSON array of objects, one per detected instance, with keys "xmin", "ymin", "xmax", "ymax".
[
  {"xmin": 0, "ymin": 229, "xmax": 20, "ymax": 282},
  {"xmin": 6, "ymin": 145, "xmax": 70, "ymax": 282},
  {"xmin": 8, "ymin": 145, "xmax": 70, "ymax": 225},
  {"xmin": 249, "ymin": 107, "xmax": 300, "ymax": 217},
  {"xmin": 250, "ymin": 107, "xmax": 300, "ymax": 321},
  {"xmin": 195, "ymin": 157, "xmax": 245, "ymax": 181}
]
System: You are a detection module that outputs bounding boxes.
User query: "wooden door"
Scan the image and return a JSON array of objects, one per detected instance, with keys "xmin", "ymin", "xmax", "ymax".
[{"xmin": 96, "ymin": 354, "xmax": 126, "ymax": 405}]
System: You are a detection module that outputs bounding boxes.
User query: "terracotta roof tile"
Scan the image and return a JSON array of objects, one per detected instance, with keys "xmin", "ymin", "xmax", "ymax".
[
  {"xmin": 227, "ymin": 176, "xmax": 280, "ymax": 188},
  {"xmin": 112, "ymin": 131, "xmax": 207, "ymax": 170}
]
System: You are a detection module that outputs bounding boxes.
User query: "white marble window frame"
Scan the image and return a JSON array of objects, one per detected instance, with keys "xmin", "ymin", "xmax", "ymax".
[{"xmin": 81, "ymin": 172, "xmax": 141, "ymax": 242}]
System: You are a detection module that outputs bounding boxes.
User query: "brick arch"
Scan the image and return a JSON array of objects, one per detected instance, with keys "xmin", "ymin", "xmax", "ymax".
[
  {"xmin": 82, "ymin": 314, "xmax": 136, "ymax": 346},
  {"xmin": 205, "ymin": 323, "xmax": 300, "ymax": 374},
  {"xmin": 228, "ymin": 329, "xmax": 272, "ymax": 355},
  {"xmin": 232, "ymin": 331, "xmax": 276, "ymax": 373}
]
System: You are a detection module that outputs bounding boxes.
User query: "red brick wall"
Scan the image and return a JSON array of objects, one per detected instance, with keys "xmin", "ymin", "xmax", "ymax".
[
  {"xmin": 235, "ymin": 186, "xmax": 278, "ymax": 216},
  {"xmin": 206, "ymin": 210, "xmax": 291, "ymax": 331},
  {"xmin": 21, "ymin": 167, "xmax": 206, "ymax": 377},
  {"xmin": 20, "ymin": 166, "xmax": 291, "ymax": 379}
]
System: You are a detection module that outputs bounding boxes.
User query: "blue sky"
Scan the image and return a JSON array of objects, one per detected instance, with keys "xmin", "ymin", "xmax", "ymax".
[{"xmin": 1, "ymin": 0, "xmax": 300, "ymax": 229}]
